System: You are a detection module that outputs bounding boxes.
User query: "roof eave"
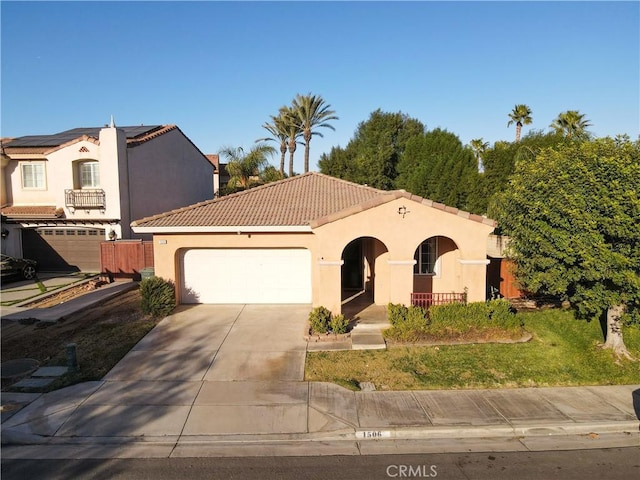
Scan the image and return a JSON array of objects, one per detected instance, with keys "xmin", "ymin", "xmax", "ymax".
[
  {"xmin": 3, "ymin": 152, "xmax": 48, "ymax": 160},
  {"xmin": 131, "ymin": 225, "xmax": 313, "ymax": 234}
]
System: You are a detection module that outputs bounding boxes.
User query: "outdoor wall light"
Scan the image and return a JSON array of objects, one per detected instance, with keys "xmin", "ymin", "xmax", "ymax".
[
  {"xmin": 397, "ymin": 206, "xmax": 410, "ymax": 218},
  {"xmin": 108, "ymin": 229, "xmax": 117, "ymax": 241}
]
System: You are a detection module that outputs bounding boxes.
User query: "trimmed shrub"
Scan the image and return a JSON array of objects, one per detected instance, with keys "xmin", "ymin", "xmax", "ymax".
[
  {"xmin": 387, "ymin": 303, "xmax": 409, "ymax": 327},
  {"xmin": 486, "ymin": 298, "xmax": 521, "ymax": 329},
  {"xmin": 386, "ymin": 303, "xmax": 429, "ymax": 341},
  {"xmin": 309, "ymin": 306, "xmax": 332, "ymax": 334},
  {"xmin": 140, "ymin": 276, "xmax": 176, "ymax": 317},
  {"xmin": 385, "ymin": 299, "xmax": 521, "ymax": 341},
  {"xmin": 329, "ymin": 314, "xmax": 349, "ymax": 334},
  {"xmin": 406, "ymin": 305, "xmax": 429, "ymax": 329}
]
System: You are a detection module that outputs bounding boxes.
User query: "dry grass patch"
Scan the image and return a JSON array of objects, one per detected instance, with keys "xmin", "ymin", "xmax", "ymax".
[{"xmin": 1, "ymin": 288, "xmax": 162, "ymax": 392}]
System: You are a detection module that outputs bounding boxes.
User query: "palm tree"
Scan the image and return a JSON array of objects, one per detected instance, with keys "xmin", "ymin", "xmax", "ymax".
[
  {"xmin": 507, "ymin": 104, "xmax": 533, "ymax": 142},
  {"xmin": 469, "ymin": 138, "xmax": 489, "ymax": 172},
  {"xmin": 279, "ymin": 105, "xmax": 303, "ymax": 177},
  {"xmin": 219, "ymin": 143, "xmax": 276, "ymax": 190},
  {"xmin": 550, "ymin": 110, "xmax": 592, "ymax": 139},
  {"xmin": 291, "ymin": 93, "xmax": 338, "ymax": 173},
  {"xmin": 256, "ymin": 115, "xmax": 289, "ymax": 175}
]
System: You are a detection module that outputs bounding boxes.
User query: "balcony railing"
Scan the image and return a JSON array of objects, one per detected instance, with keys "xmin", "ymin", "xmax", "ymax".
[
  {"xmin": 411, "ymin": 292, "xmax": 467, "ymax": 309},
  {"xmin": 65, "ymin": 189, "xmax": 106, "ymax": 209}
]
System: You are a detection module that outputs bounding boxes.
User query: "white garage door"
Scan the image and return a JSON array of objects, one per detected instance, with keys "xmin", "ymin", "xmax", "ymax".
[{"xmin": 181, "ymin": 248, "xmax": 312, "ymax": 304}]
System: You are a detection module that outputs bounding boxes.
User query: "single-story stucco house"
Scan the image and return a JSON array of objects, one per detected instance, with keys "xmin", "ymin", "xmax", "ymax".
[{"xmin": 131, "ymin": 172, "xmax": 496, "ymax": 314}]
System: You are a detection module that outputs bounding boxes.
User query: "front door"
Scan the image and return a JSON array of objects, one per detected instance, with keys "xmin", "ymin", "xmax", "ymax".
[{"xmin": 341, "ymin": 239, "xmax": 363, "ymax": 290}]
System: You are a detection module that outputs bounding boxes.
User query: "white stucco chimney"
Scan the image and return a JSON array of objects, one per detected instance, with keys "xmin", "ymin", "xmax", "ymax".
[{"xmin": 99, "ymin": 123, "xmax": 129, "ymax": 236}]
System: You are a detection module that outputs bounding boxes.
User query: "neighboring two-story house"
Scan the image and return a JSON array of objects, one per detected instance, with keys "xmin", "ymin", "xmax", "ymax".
[
  {"xmin": 0, "ymin": 121, "xmax": 213, "ymax": 272},
  {"xmin": 205, "ymin": 154, "xmax": 230, "ymax": 196}
]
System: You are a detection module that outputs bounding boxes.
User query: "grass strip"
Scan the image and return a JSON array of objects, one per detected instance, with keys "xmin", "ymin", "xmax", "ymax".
[{"xmin": 305, "ymin": 309, "xmax": 640, "ymax": 390}]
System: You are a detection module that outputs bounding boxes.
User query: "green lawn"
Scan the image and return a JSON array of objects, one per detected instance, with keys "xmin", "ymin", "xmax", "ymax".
[{"xmin": 305, "ymin": 309, "xmax": 640, "ymax": 390}]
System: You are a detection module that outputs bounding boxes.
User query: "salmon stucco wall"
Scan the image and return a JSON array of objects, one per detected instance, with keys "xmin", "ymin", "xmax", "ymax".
[
  {"xmin": 149, "ymin": 197, "xmax": 494, "ymax": 313},
  {"xmin": 311, "ymin": 198, "xmax": 494, "ymax": 310}
]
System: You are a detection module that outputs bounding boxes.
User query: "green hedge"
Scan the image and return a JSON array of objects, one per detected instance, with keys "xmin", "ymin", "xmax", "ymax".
[
  {"xmin": 385, "ymin": 299, "xmax": 521, "ymax": 340},
  {"xmin": 140, "ymin": 276, "xmax": 176, "ymax": 317}
]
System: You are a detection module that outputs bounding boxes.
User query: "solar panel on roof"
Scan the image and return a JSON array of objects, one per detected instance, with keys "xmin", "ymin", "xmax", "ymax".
[
  {"xmin": 121, "ymin": 125, "xmax": 163, "ymax": 138},
  {"xmin": 5, "ymin": 125, "xmax": 164, "ymax": 147}
]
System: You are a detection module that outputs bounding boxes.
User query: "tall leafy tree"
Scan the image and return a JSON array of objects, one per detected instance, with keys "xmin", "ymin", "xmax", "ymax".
[
  {"xmin": 256, "ymin": 114, "xmax": 289, "ymax": 175},
  {"xmin": 492, "ymin": 138, "xmax": 640, "ymax": 361},
  {"xmin": 219, "ymin": 143, "xmax": 276, "ymax": 190},
  {"xmin": 318, "ymin": 146, "xmax": 353, "ymax": 179},
  {"xmin": 396, "ymin": 128, "xmax": 477, "ymax": 210},
  {"xmin": 291, "ymin": 93, "xmax": 338, "ymax": 173},
  {"xmin": 477, "ymin": 130, "xmax": 566, "ymax": 214},
  {"xmin": 259, "ymin": 165, "xmax": 285, "ymax": 184},
  {"xmin": 550, "ymin": 110, "xmax": 592, "ymax": 139},
  {"xmin": 319, "ymin": 109, "xmax": 424, "ymax": 189},
  {"xmin": 507, "ymin": 104, "xmax": 533, "ymax": 142}
]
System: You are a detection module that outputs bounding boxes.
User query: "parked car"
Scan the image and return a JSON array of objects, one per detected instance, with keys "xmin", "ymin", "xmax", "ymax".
[{"xmin": 1, "ymin": 254, "xmax": 37, "ymax": 280}]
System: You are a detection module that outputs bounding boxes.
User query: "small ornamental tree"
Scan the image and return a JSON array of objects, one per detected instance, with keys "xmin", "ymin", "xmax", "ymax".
[{"xmin": 492, "ymin": 137, "xmax": 640, "ymax": 361}]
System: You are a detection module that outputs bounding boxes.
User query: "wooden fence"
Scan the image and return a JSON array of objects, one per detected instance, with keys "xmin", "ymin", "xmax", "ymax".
[{"xmin": 100, "ymin": 240, "xmax": 154, "ymax": 280}]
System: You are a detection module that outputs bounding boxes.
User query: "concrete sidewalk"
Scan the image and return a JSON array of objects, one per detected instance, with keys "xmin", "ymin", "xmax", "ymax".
[
  {"xmin": 1, "ymin": 382, "xmax": 638, "ymax": 458},
  {"xmin": 1, "ymin": 281, "xmax": 137, "ymax": 322},
  {"xmin": 1, "ymin": 304, "xmax": 639, "ymax": 458}
]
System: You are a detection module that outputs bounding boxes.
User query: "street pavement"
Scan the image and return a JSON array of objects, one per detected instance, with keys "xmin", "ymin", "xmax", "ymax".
[{"xmin": 1, "ymin": 303, "xmax": 639, "ymax": 459}]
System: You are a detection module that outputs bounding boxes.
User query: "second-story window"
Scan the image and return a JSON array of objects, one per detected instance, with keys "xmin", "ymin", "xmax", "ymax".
[
  {"xmin": 79, "ymin": 161, "xmax": 100, "ymax": 188},
  {"xmin": 21, "ymin": 162, "xmax": 46, "ymax": 189}
]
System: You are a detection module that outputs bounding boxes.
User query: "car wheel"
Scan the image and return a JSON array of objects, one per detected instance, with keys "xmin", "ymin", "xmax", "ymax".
[{"xmin": 22, "ymin": 265, "xmax": 36, "ymax": 280}]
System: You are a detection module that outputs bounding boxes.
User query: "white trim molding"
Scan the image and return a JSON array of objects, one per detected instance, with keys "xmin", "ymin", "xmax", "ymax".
[
  {"xmin": 458, "ymin": 259, "xmax": 491, "ymax": 265},
  {"xmin": 387, "ymin": 259, "xmax": 417, "ymax": 266},
  {"xmin": 318, "ymin": 259, "xmax": 344, "ymax": 266}
]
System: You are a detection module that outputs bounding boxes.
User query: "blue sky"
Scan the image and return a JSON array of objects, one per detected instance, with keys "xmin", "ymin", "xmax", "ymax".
[{"xmin": 2, "ymin": 1, "xmax": 638, "ymax": 173}]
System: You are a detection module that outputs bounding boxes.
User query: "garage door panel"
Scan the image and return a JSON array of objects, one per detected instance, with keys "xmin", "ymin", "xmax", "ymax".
[
  {"xmin": 22, "ymin": 228, "xmax": 104, "ymax": 272},
  {"xmin": 181, "ymin": 249, "xmax": 311, "ymax": 304}
]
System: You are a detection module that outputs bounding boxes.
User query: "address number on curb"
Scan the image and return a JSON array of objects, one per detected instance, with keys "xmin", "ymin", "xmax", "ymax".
[{"xmin": 356, "ymin": 430, "xmax": 391, "ymax": 439}]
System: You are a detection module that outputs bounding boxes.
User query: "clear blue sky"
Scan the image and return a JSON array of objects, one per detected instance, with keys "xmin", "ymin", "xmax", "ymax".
[{"xmin": 2, "ymin": 1, "xmax": 638, "ymax": 173}]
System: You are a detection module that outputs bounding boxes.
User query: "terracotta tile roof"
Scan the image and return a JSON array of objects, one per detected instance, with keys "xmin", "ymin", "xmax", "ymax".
[
  {"xmin": 125, "ymin": 125, "xmax": 177, "ymax": 147},
  {"xmin": 2, "ymin": 145, "xmax": 50, "ymax": 155},
  {"xmin": 1, "ymin": 206, "xmax": 64, "ymax": 219},
  {"xmin": 205, "ymin": 154, "xmax": 219, "ymax": 170},
  {"xmin": 132, "ymin": 172, "xmax": 496, "ymax": 229}
]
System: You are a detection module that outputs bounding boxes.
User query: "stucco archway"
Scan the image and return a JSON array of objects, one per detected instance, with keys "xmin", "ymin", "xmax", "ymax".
[
  {"xmin": 340, "ymin": 236, "xmax": 389, "ymax": 316},
  {"xmin": 412, "ymin": 235, "xmax": 466, "ymax": 306}
]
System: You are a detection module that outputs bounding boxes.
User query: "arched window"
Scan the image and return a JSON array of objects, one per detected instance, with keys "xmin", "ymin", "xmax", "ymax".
[{"xmin": 414, "ymin": 237, "xmax": 438, "ymax": 275}]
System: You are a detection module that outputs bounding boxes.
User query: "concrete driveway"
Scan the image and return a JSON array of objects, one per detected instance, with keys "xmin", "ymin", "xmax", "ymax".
[{"xmin": 105, "ymin": 304, "xmax": 310, "ymax": 383}]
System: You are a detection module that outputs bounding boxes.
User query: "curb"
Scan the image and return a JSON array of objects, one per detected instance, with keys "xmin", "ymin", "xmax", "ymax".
[
  {"xmin": 353, "ymin": 421, "xmax": 640, "ymax": 440},
  {"xmin": 3, "ymin": 420, "xmax": 638, "ymax": 447}
]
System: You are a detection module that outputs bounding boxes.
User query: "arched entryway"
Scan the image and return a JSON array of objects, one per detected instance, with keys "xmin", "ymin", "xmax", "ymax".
[
  {"xmin": 341, "ymin": 237, "xmax": 388, "ymax": 316},
  {"xmin": 412, "ymin": 235, "xmax": 464, "ymax": 306}
]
